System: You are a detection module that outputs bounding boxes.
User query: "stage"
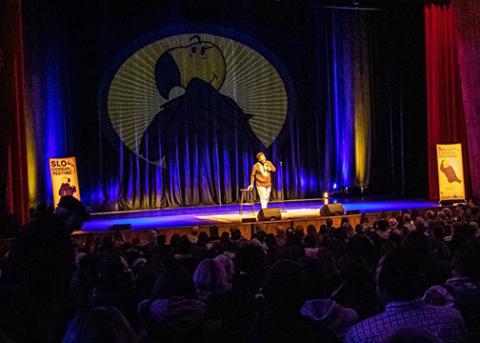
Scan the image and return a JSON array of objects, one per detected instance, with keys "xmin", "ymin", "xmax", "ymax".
[{"xmin": 81, "ymin": 197, "xmax": 438, "ymax": 232}]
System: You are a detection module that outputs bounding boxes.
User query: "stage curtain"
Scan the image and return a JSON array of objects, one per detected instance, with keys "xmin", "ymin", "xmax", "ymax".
[
  {"xmin": 0, "ymin": 0, "xmax": 30, "ymax": 223},
  {"xmin": 13, "ymin": 1, "xmax": 427, "ymax": 211},
  {"xmin": 424, "ymin": 0, "xmax": 469, "ymax": 199},
  {"xmin": 453, "ymin": 0, "xmax": 480, "ymax": 199},
  {"xmin": 319, "ymin": 9, "xmax": 374, "ymax": 190}
]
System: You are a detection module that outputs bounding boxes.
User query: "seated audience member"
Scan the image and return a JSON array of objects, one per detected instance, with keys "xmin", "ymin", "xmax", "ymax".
[
  {"xmin": 340, "ymin": 217, "xmax": 354, "ymax": 239},
  {"xmin": 138, "ymin": 267, "xmax": 213, "ymax": 343},
  {"xmin": 230, "ymin": 227, "xmax": 244, "ymax": 243},
  {"xmin": 89, "ymin": 253, "xmax": 138, "ymax": 329},
  {"xmin": 455, "ymin": 284, "xmax": 480, "ymax": 342},
  {"xmin": 345, "ymin": 235, "xmax": 377, "ymax": 267},
  {"xmin": 331, "ymin": 253, "xmax": 380, "ymax": 319},
  {"xmin": 193, "ymin": 258, "xmax": 231, "ymax": 319},
  {"xmin": 5, "ymin": 196, "xmax": 91, "ymax": 342},
  {"xmin": 360, "ymin": 214, "xmax": 370, "ymax": 231},
  {"xmin": 221, "ymin": 241, "xmax": 266, "ymax": 343},
  {"xmin": 172, "ymin": 235, "xmax": 196, "ymax": 273},
  {"xmin": 62, "ymin": 305, "xmax": 138, "ymax": 343},
  {"xmin": 345, "ymin": 247, "xmax": 467, "ymax": 343},
  {"xmin": 450, "ymin": 223, "xmax": 478, "ymax": 254},
  {"xmin": 430, "ymin": 223, "xmax": 451, "ymax": 260},
  {"xmin": 424, "ymin": 241, "xmax": 480, "ymax": 341},
  {"xmin": 303, "ymin": 234, "xmax": 319, "ymax": 259},
  {"xmin": 301, "ymin": 259, "xmax": 358, "ymax": 339},
  {"xmin": 424, "ymin": 241, "xmax": 480, "ymax": 306},
  {"xmin": 214, "ymin": 254, "xmax": 235, "ymax": 285},
  {"xmin": 250, "ymin": 260, "xmax": 338, "ymax": 343},
  {"xmin": 404, "ymin": 231, "xmax": 447, "ymax": 286},
  {"xmin": 264, "ymin": 232, "xmax": 280, "ymax": 263}
]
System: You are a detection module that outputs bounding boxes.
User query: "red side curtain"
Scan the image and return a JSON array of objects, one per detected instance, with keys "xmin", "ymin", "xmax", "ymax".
[
  {"xmin": 0, "ymin": 0, "xmax": 30, "ymax": 223},
  {"xmin": 424, "ymin": 1, "xmax": 469, "ymax": 200},
  {"xmin": 453, "ymin": 0, "xmax": 480, "ymax": 199}
]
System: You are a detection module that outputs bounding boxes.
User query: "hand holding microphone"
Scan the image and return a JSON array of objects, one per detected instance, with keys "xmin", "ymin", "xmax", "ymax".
[{"xmin": 263, "ymin": 161, "xmax": 270, "ymax": 172}]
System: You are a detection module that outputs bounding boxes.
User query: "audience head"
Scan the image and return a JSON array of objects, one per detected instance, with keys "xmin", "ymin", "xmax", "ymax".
[
  {"xmin": 236, "ymin": 241, "xmax": 265, "ymax": 274},
  {"xmin": 425, "ymin": 210, "xmax": 435, "ymax": 220},
  {"xmin": 193, "ymin": 258, "xmax": 231, "ymax": 301},
  {"xmin": 151, "ymin": 267, "xmax": 196, "ymax": 300},
  {"xmin": 376, "ymin": 247, "xmax": 429, "ymax": 303},
  {"xmin": 62, "ymin": 305, "xmax": 137, "ymax": 343},
  {"xmin": 262, "ymin": 260, "xmax": 309, "ymax": 316},
  {"xmin": 404, "ymin": 231, "xmax": 429, "ymax": 256},
  {"xmin": 230, "ymin": 227, "xmax": 242, "ymax": 241},
  {"xmin": 145, "ymin": 230, "xmax": 157, "ymax": 245},
  {"xmin": 157, "ymin": 234, "xmax": 166, "ymax": 246},
  {"xmin": 264, "ymin": 233, "xmax": 277, "ymax": 250},
  {"xmin": 197, "ymin": 231, "xmax": 209, "ymax": 246},
  {"xmin": 338, "ymin": 253, "xmax": 371, "ymax": 284},
  {"xmin": 214, "ymin": 254, "xmax": 235, "ymax": 283},
  {"xmin": 209, "ymin": 225, "xmax": 220, "ymax": 241},
  {"xmin": 304, "ymin": 234, "xmax": 317, "ymax": 248},
  {"xmin": 346, "ymin": 235, "xmax": 376, "ymax": 266},
  {"xmin": 451, "ymin": 241, "xmax": 480, "ymax": 280},
  {"xmin": 55, "ymin": 195, "xmax": 91, "ymax": 231},
  {"xmin": 307, "ymin": 224, "xmax": 317, "ymax": 236},
  {"xmin": 376, "ymin": 220, "xmax": 389, "ymax": 236}
]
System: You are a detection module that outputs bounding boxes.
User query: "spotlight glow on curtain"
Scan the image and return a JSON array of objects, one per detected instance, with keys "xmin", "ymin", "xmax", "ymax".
[{"xmin": 323, "ymin": 9, "xmax": 373, "ymax": 190}]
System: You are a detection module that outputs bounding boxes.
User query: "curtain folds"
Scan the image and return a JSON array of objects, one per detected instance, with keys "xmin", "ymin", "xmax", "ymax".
[
  {"xmin": 453, "ymin": 0, "xmax": 480, "ymax": 199},
  {"xmin": 0, "ymin": 0, "xmax": 30, "ymax": 222},
  {"xmin": 424, "ymin": 1, "xmax": 470, "ymax": 199}
]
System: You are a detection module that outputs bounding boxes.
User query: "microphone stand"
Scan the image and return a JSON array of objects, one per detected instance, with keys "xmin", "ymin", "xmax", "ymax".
[{"xmin": 279, "ymin": 161, "xmax": 285, "ymax": 212}]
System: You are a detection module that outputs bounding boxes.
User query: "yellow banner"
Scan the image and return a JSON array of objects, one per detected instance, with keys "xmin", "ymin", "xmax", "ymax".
[
  {"xmin": 49, "ymin": 157, "xmax": 81, "ymax": 207},
  {"xmin": 436, "ymin": 144, "xmax": 465, "ymax": 201}
]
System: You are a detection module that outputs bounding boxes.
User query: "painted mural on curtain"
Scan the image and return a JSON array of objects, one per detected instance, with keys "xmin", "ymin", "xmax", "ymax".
[
  {"xmin": 99, "ymin": 26, "xmax": 291, "ymax": 166},
  {"xmin": 97, "ymin": 25, "xmax": 294, "ymax": 208}
]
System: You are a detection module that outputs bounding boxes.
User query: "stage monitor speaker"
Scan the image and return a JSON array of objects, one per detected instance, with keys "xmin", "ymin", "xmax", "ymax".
[
  {"xmin": 320, "ymin": 203, "xmax": 345, "ymax": 216},
  {"xmin": 257, "ymin": 208, "xmax": 282, "ymax": 221}
]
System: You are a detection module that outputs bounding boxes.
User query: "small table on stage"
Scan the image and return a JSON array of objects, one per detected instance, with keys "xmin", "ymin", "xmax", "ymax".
[{"xmin": 239, "ymin": 188, "xmax": 256, "ymax": 216}]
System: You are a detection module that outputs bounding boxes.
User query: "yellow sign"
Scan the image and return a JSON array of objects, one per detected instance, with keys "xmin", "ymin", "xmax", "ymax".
[
  {"xmin": 436, "ymin": 144, "xmax": 465, "ymax": 201},
  {"xmin": 49, "ymin": 157, "xmax": 81, "ymax": 207}
]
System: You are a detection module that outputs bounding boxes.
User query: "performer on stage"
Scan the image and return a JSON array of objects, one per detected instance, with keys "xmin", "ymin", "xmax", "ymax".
[{"xmin": 248, "ymin": 152, "xmax": 276, "ymax": 209}]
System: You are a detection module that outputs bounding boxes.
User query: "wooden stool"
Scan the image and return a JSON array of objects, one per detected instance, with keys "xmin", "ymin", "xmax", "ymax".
[{"xmin": 239, "ymin": 188, "xmax": 256, "ymax": 216}]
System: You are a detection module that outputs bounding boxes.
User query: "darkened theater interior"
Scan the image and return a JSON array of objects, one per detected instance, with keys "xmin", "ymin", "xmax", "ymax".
[{"xmin": 1, "ymin": 0, "xmax": 480, "ymax": 342}]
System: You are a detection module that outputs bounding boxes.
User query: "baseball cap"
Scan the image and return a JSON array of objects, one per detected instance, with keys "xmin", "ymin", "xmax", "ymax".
[{"xmin": 57, "ymin": 196, "xmax": 91, "ymax": 221}]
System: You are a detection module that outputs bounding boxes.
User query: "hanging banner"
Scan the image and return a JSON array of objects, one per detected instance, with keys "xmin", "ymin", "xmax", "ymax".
[
  {"xmin": 436, "ymin": 144, "xmax": 465, "ymax": 201},
  {"xmin": 49, "ymin": 156, "xmax": 81, "ymax": 207}
]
